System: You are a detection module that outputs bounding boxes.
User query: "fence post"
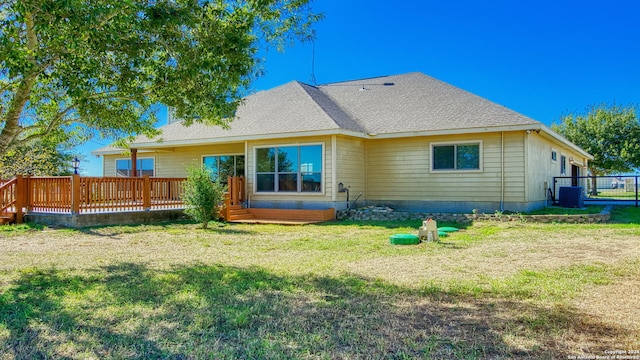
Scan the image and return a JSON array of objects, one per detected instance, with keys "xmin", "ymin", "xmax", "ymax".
[
  {"xmin": 143, "ymin": 175, "xmax": 151, "ymax": 210},
  {"xmin": 225, "ymin": 193, "xmax": 231, "ymax": 221},
  {"xmin": 24, "ymin": 175, "xmax": 31, "ymax": 212},
  {"xmin": 636, "ymin": 176, "xmax": 639, "ymax": 208},
  {"xmin": 14, "ymin": 175, "xmax": 24, "ymax": 224},
  {"xmin": 239, "ymin": 176, "xmax": 245, "ymax": 203},
  {"xmin": 227, "ymin": 176, "xmax": 235, "ymax": 205},
  {"xmin": 71, "ymin": 174, "xmax": 81, "ymax": 214}
]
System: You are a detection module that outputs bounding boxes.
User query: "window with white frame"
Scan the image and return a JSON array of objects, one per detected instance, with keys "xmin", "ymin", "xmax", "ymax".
[
  {"xmin": 560, "ymin": 154, "xmax": 567, "ymax": 175},
  {"xmin": 115, "ymin": 158, "xmax": 154, "ymax": 177},
  {"xmin": 255, "ymin": 144, "xmax": 323, "ymax": 192},
  {"xmin": 432, "ymin": 142, "xmax": 481, "ymax": 171},
  {"xmin": 202, "ymin": 155, "xmax": 245, "ymax": 183},
  {"xmin": 551, "ymin": 149, "xmax": 557, "ymax": 162}
]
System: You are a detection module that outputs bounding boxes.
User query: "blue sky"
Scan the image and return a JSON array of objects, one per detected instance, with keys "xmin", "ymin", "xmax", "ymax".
[{"xmin": 80, "ymin": 0, "xmax": 640, "ymax": 175}]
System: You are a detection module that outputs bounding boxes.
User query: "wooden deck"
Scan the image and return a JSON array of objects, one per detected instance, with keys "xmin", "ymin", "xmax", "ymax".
[
  {"xmin": 1, "ymin": 175, "xmax": 336, "ymax": 226},
  {"xmin": 227, "ymin": 205, "xmax": 335, "ymax": 224}
]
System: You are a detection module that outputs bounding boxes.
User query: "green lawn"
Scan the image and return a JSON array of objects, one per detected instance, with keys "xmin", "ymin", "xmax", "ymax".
[
  {"xmin": 523, "ymin": 205, "xmax": 605, "ymax": 215},
  {"xmin": 588, "ymin": 189, "xmax": 638, "ymax": 199},
  {"xmin": 1, "ymin": 208, "xmax": 639, "ymax": 359}
]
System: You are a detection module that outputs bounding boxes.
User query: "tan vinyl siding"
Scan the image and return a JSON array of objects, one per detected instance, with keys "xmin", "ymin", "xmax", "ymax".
[
  {"xmin": 526, "ymin": 132, "xmax": 588, "ymax": 202},
  {"xmin": 246, "ymin": 135, "xmax": 333, "ymax": 202},
  {"xmin": 102, "ymin": 143, "xmax": 245, "ymax": 177},
  {"xmin": 365, "ymin": 132, "xmax": 525, "ymax": 202},
  {"xmin": 503, "ymin": 132, "xmax": 526, "ymax": 202},
  {"xmin": 103, "ymin": 156, "xmax": 115, "ymax": 176},
  {"xmin": 335, "ymin": 136, "xmax": 366, "ymax": 203}
]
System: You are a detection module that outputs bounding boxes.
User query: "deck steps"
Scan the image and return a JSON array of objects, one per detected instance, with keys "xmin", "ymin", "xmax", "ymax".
[
  {"xmin": 0, "ymin": 213, "xmax": 16, "ymax": 225},
  {"xmin": 227, "ymin": 205, "xmax": 255, "ymax": 221}
]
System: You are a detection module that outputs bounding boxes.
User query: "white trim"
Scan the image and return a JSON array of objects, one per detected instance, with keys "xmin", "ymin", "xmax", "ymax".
[
  {"xmin": 244, "ymin": 141, "xmax": 248, "ymax": 179},
  {"xmin": 94, "ymin": 124, "xmax": 563, "ymax": 155},
  {"xmin": 201, "ymin": 152, "xmax": 244, "ymax": 158},
  {"xmin": 523, "ymin": 131, "xmax": 528, "ymax": 204},
  {"xmin": 540, "ymin": 124, "xmax": 593, "ymax": 159},
  {"xmin": 92, "ymin": 123, "xmax": 594, "ymax": 164},
  {"xmin": 560, "ymin": 153, "xmax": 567, "ymax": 175},
  {"xmin": 92, "ymin": 149, "xmax": 161, "ymax": 156},
  {"xmin": 500, "ymin": 132, "xmax": 505, "ymax": 211},
  {"xmin": 253, "ymin": 142, "xmax": 325, "ymax": 195},
  {"xmin": 103, "ymin": 129, "xmax": 367, "ymax": 152},
  {"xmin": 551, "ymin": 148, "xmax": 558, "ymax": 163},
  {"xmin": 429, "ymin": 140, "xmax": 484, "ymax": 173}
]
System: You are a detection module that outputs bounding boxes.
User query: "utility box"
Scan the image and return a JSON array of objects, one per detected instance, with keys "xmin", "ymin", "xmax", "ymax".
[
  {"xmin": 419, "ymin": 219, "xmax": 439, "ymax": 242},
  {"xmin": 558, "ymin": 186, "xmax": 584, "ymax": 208}
]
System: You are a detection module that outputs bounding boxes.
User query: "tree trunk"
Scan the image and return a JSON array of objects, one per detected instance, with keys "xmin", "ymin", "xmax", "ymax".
[
  {"xmin": 0, "ymin": 75, "xmax": 37, "ymax": 155},
  {"xmin": 0, "ymin": 12, "xmax": 39, "ymax": 156},
  {"xmin": 590, "ymin": 169, "xmax": 599, "ymax": 196}
]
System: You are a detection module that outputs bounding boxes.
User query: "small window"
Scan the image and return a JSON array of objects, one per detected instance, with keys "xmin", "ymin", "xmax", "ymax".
[
  {"xmin": 432, "ymin": 142, "xmax": 481, "ymax": 171},
  {"xmin": 115, "ymin": 158, "xmax": 154, "ymax": 177},
  {"xmin": 560, "ymin": 155, "xmax": 567, "ymax": 175},
  {"xmin": 551, "ymin": 150, "xmax": 557, "ymax": 162}
]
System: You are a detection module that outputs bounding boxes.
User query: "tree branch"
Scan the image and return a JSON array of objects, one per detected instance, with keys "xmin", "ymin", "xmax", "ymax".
[{"xmin": 0, "ymin": 11, "xmax": 40, "ymax": 155}]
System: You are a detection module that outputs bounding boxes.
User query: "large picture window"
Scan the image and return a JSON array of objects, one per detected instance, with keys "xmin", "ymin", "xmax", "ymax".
[
  {"xmin": 256, "ymin": 144, "xmax": 322, "ymax": 193},
  {"xmin": 432, "ymin": 142, "xmax": 481, "ymax": 171},
  {"xmin": 116, "ymin": 158, "xmax": 154, "ymax": 177},
  {"xmin": 202, "ymin": 155, "xmax": 245, "ymax": 183}
]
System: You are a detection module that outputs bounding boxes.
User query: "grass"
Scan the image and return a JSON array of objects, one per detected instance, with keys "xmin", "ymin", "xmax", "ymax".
[
  {"xmin": 522, "ymin": 205, "xmax": 605, "ymax": 215},
  {"xmin": 589, "ymin": 189, "xmax": 638, "ymax": 199},
  {"xmin": 0, "ymin": 207, "xmax": 639, "ymax": 359}
]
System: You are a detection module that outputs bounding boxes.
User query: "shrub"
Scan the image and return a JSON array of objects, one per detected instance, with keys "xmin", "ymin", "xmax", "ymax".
[{"xmin": 183, "ymin": 165, "xmax": 227, "ymax": 229}]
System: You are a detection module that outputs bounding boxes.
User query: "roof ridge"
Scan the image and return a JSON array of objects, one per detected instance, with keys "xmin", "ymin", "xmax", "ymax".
[
  {"xmin": 319, "ymin": 75, "xmax": 389, "ymax": 86},
  {"xmin": 317, "ymin": 71, "xmax": 426, "ymax": 86},
  {"xmin": 296, "ymin": 82, "xmax": 368, "ymax": 133}
]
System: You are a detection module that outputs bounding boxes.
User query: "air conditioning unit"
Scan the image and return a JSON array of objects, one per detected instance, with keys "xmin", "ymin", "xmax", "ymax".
[{"xmin": 558, "ymin": 186, "xmax": 584, "ymax": 208}]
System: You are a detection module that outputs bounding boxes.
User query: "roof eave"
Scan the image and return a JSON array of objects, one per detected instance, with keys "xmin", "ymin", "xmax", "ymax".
[
  {"xmin": 539, "ymin": 124, "xmax": 594, "ymax": 160},
  {"xmin": 91, "ymin": 129, "xmax": 369, "ymax": 155},
  {"xmin": 366, "ymin": 124, "xmax": 543, "ymax": 139},
  {"xmin": 92, "ymin": 123, "xmax": 593, "ymax": 161}
]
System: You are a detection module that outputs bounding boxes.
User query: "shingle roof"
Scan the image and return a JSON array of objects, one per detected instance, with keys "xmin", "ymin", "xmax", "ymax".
[
  {"xmin": 129, "ymin": 81, "xmax": 358, "ymax": 145},
  {"xmin": 319, "ymin": 72, "xmax": 539, "ymax": 134},
  {"xmin": 94, "ymin": 72, "xmax": 541, "ymax": 152}
]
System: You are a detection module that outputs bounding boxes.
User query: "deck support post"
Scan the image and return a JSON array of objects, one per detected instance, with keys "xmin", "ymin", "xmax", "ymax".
[
  {"xmin": 143, "ymin": 175, "xmax": 151, "ymax": 210},
  {"xmin": 14, "ymin": 175, "xmax": 25, "ymax": 224},
  {"xmin": 131, "ymin": 149, "xmax": 138, "ymax": 177},
  {"xmin": 71, "ymin": 174, "xmax": 81, "ymax": 214}
]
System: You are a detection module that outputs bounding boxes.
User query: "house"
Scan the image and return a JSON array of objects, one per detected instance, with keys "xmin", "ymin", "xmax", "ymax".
[{"xmin": 93, "ymin": 72, "xmax": 592, "ymax": 213}]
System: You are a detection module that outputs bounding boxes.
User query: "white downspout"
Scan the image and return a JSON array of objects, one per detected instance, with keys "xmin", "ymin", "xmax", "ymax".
[
  {"xmin": 331, "ymin": 135, "xmax": 337, "ymax": 203},
  {"xmin": 245, "ymin": 141, "xmax": 250, "ymax": 208},
  {"xmin": 501, "ymin": 132, "xmax": 505, "ymax": 212}
]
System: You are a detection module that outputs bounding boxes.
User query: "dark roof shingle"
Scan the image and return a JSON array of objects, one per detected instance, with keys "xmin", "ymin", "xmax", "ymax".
[{"xmin": 95, "ymin": 72, "xmax": 541, "ymax": 151}]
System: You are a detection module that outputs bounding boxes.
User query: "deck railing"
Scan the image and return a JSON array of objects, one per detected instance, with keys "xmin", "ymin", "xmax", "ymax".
[
  {"xmin": 1, "ymin": 178, "xmax": 18, "ymax": 214},
  {"xmin": 77, "ymin": 176, "xmax": 188, "ymax": 213},
  {"xmin": 224, "ymin": 176, "xmax": 246, "ymax": 220},
  {"xmin": 4, "ymin": 175, "xmax": 188, "ymax": 223},
  {"xmin": 3, "ymin": 175, "xmax": 249, "ymax": 224}
]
